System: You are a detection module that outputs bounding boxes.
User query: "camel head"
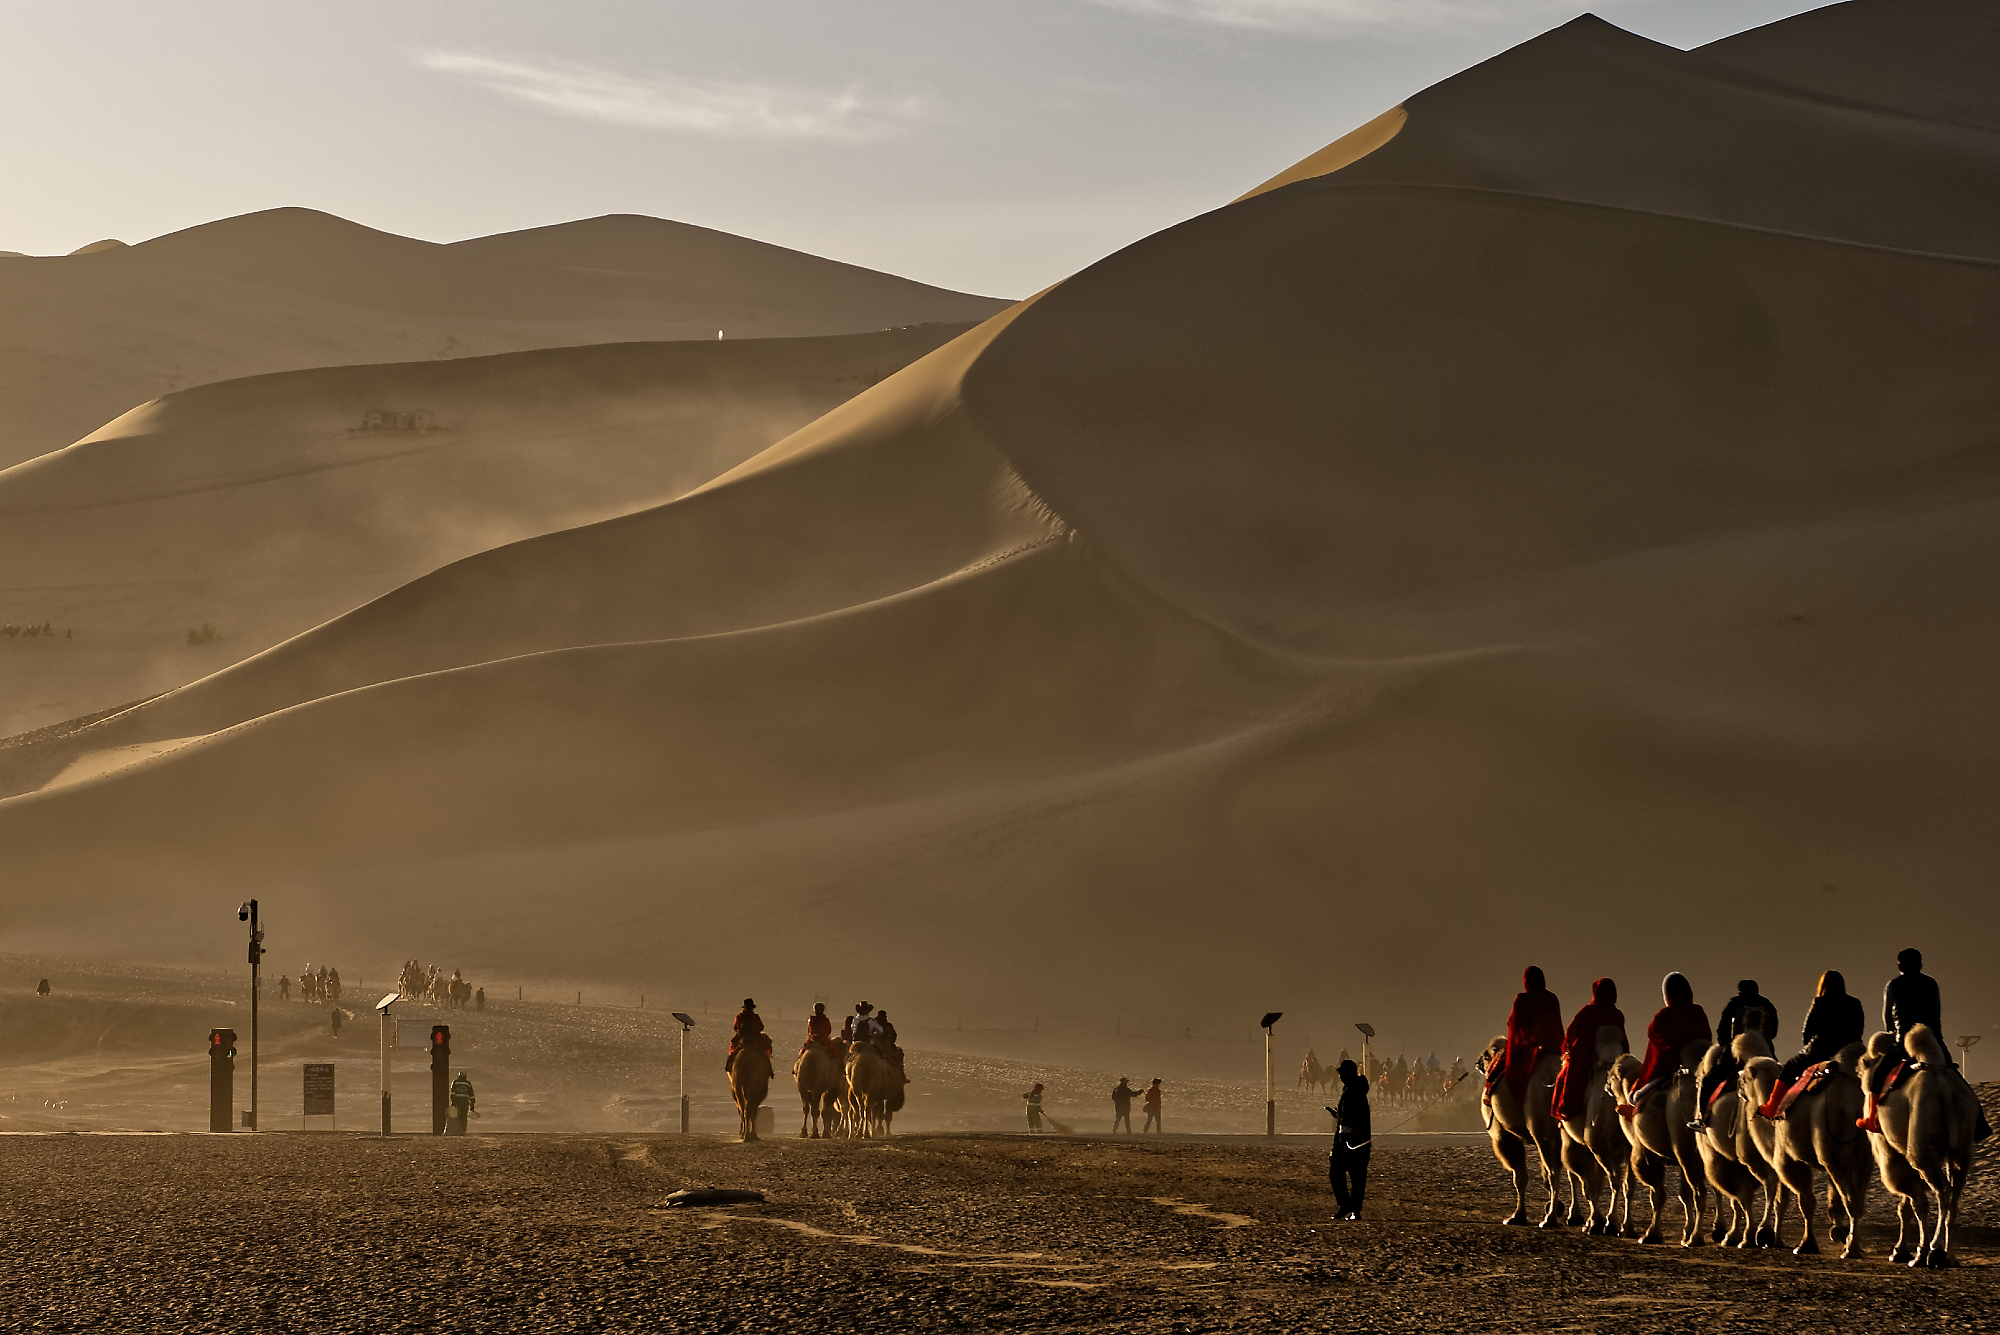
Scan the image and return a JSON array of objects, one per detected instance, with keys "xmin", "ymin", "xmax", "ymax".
[
  {"xmin": 1608, "ymin": 1052, "xmax": 1642, "ymax": 1101},
  {"xmin": 1905, "ymin": 1023, "xmax": 1951, "ymax": 1069}
]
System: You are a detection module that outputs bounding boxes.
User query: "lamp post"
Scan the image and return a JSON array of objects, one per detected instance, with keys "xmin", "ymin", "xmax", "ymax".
[
  {"xmin": 1958, "ymin": 1034, "xmax": 1981, "ymax": 1080},
  {"xmin": 237, "ymin": 900, "xmax": 263, "ymax": 1130},
  {"xmin": 375, "ymin": 992, "xmax": 400, "ymax": 1135},
  {"xmin": 1261, "ymin": 1012, "xmax": 1283, "ymax": 1137},
  {"xmin": 673, "ymin": 1012, "xmax": 696, "ymax": 1133},
  {"xmin": 1354, "ymin": 1022, "xmax": 1375, "ymax": 1098}
]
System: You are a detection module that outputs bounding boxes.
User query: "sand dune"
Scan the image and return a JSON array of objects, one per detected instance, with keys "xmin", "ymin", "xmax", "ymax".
[
  {"xmin": 0, "ymin": 208, "xmax": 1009, "ymax": 469},
  {"xmin": 1, "ymin": 0, "xmax": 1996, "ymax": 1066},
  {"xmin": 0, "ymin": 324, "xmax": 975, "ymax": 737}
]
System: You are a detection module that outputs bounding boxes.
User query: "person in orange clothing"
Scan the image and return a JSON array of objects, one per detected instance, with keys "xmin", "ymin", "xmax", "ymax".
[
  {"xmin": 802, "ymin": 1002, "xmax": 840, "ymax": 1058},
  {"xmin": 1485, "ymin": 967, "xmax": 1564, "ymax": 1112},
  {"xmin": 725, "ymin": 997, "xmax": 772, "ymax": 1071},
  {"xmin": 1552, "ymin": 978, "xmax": 1626, "ymax": 1122}
]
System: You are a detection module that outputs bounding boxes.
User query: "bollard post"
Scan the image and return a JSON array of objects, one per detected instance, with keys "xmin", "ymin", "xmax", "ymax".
[
  {"xmin": 209, "ymin": 1030, "xmax": 236, "ymax": 1132},
  {"xmin": 431, "ymin": 1025, "xmax": 451, "ymax": 1134}
]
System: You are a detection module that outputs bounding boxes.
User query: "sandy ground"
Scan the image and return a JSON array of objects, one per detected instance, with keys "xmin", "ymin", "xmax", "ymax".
[{"xmin": 0, "ymin": 1131, "xmax": 1991, "ymax": 1333}]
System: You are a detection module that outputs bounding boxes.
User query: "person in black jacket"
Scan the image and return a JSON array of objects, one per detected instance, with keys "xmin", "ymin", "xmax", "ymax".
[
  {"xmin": 1325, "ymin": 1059, "xmax": 1371, "ymax": 1220},
  {"xmin": 1859, "ymin": 947, "xmax": 1991, "ymax": 1139},
  {"xmin": 1693, "ymin": 980, "xmax": 1784, "ymax": 1126},
  {"xmin": 1754, "ymin": 970, "xmax": 1863, "ymax": 1118}
]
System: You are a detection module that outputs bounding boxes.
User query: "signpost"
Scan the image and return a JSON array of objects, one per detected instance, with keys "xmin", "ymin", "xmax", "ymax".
[
  {"xmin": 673, "ymin": 1012, "xmax": 696, "ymax": 1133},
  {"xmin": 304, "ymin": 1062, "xmax": 335, "ymax": 1129},
  {"xmin": 1260, "ymin": 1012, "xmax": 1283, "ymax": 1137}
]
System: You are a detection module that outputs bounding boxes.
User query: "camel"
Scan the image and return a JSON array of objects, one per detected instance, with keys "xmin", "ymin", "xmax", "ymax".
[
  {"xmin": 844, "ymin": 1043, "xmax": 895, "ymax": 1139},
  {"xmin": 1737, "ymin": 1039, "xmax": 1869, "ymax": 1257},
  {"xmin": 792, "ymin": 1044, "xmax": 842, "ymax": 1139},
  {"xmin": 1693, "ymin": 1033, "xmax": 1784, "ymax": 1248},
  {"xmin": 1480, "ymin": 1037, "xmax": 1568, "ymax": 1227},
  {"xmin": 1558, "ymin": 1023, "xmax": 1633, "ymax": 1236},
  {"xmin": 727, "ymin": 1046, "xmax": 772, "ymax": 1142},
  {"xmin": 1608, "ymin": 1040, "xmax": 1708, "ymax": 1246},
  {"xmin": 1298, "ymin": 1052, "xmax": 1335, "ymax": 1094},
  {"xmin": 1859, "ymin": 1024, "xmax": 1979, "ymax": 1268}
]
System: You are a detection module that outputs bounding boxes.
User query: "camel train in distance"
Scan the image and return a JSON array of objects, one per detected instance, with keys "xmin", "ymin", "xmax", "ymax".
[{"xmin": 1481, "ymin": 1020, "xmax": 1980, "ymax": 1269}]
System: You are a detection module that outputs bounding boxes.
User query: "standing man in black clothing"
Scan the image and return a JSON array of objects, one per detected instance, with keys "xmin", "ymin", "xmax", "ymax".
[
  {"xmin": 1860, "ymin": 948, "xmax": 1991, "ymax": 1138},
  {"xmin": 1325, "ymin": 1059, "xmax": 1372, "ymax": 1220}
]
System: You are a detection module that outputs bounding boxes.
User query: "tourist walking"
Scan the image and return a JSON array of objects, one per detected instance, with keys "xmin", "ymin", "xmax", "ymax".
[
  {"xmin": 1142, "ymin": 1078, "xmax": 1163, "ymax": 1134},
  {"xmin": 1111, "ymin": 1077, "xmax": 1137, "ymax": 1134},
  {"xmin": 1327, "ymin": 1059, "xmax": 1371, "ymax": 1219},
  {"xmin": 448, "ymin": 1071, "xmax": 476, "ymax": 1134}
]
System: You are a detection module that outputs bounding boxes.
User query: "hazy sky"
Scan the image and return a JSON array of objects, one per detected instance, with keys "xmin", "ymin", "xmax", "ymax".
[{"xmin": 4, "ymin": 0, "xmax": 1828, "ymax": 296}]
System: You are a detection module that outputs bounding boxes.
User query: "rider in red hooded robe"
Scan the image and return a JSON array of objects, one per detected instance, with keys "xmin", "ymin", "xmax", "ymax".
[
  {"xmin": 1486, "ymin": 967, "xmax": 1564, "ymax": 1108},
  {"xmin": 1623, "ymin": 973, "xmax": 1712, "ymax": 1113},
  {"xmin": 1552, "ymin": 978, "xmax": 1627, "ymax": 1122}
]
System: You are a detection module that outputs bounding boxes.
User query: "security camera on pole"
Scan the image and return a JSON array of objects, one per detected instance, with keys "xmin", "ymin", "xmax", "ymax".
[{"xmin": 237, "ymin": 900, "xmax": 263, "ymax": 1131}]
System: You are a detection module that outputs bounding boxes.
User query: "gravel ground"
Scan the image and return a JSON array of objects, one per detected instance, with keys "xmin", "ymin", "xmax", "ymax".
[{"xmin": 0, "ymin": 1131, "xmax": 1991, "ymax": 1333}]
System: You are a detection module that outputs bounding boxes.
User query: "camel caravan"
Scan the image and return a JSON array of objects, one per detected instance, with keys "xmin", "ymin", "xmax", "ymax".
[
  {"xmin": 1478, "ymin": 951, "xmax": 1989, "ymax": 1268},
  {"xmin": 723, "ymin": 999, "xmax": 909, "ymax": 1142},
  {"xmin": 1300, "ymin": 1048, "xmax": 1467, "ymax": 1106}
]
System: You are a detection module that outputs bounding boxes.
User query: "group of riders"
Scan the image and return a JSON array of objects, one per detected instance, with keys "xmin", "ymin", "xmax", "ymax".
[
  {"xmin": 1475, "ymin": 946, "xmax": 1990, "ymax": 1263},
  {"xmin": 1302, "ymin": 1049, "xmax": 1469, "ymax": 1106},
  {"xmin": 279, "ymin": 964, "xmax": 342, "ymax": 1005},
  {"xmin": 724, "ymin": 998, "xmax": 910, "ymax": 1138},
  {"xmin": 398, "ymin": 960, "xmax": 480, "ymax": 1010},
  {"xmin": 1482, "ymin": 948, "xmax": 1989, "ymax": 1139}
]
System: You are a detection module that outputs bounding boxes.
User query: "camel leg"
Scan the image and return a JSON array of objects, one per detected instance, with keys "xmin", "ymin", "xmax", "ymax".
[
  {"xmin": 1889, "ymin": 1191, "xmax": 1923, "ymax": 1265},
  {"xmin": 1672, "ymin": 1159, "xmax": 1702, "ymax": 1248},
  {"xmin": 1563, "ymin": 1139, "xmax": 1606, "ymax": 1233},
  {"xmin": 1492, "ymin": 1130, "xmax": 1529, "ymax": 1225},
  {"xmin": 1832, "ymin": 1173, "xmax": 1865, "ymax": 1260},
  {"xmin": 1534, "ymin": 1133, "xmax": 1563, "ymax": 1228},
  {"xmin": 1780, "ymin": 1160, "xmax": 1819, "ymax": 1255},
  {"xmin": 1612, "ymin": 1161, "xmax": 1635, "ymax": 1238},
  {"xmin": 1633, "ymin": 1150, "xmax": 1667, "ymax": 1244}
]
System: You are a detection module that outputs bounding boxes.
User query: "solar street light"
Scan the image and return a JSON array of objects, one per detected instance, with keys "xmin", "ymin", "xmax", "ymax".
[
  {"xmin": 1261, "ymin": 1013, "xmax": 1283, "ymax": 1137},
  {"xmin": 673, "ymin": 1013, "xmax": 697, "ymax": 1133}
]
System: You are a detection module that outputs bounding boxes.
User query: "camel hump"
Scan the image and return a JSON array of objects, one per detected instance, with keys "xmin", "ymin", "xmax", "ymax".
[
  {"xmin": 1594, "ymin": 1026, "xmax": 1626, "ymax": 1062},
  {"xmin": 1730, "ymin": 1031, "xmax": 1773, "ymax": 1063},
  {"xmin": 1906, "ymin": 1023, "xmax": 1951, "ymax": 1067},
  {"xmin": 1611, "ymin": 1052, "xmax": 1641, "ymax": 1083},
  {"xmin": 1833, "ymin": 1039, "xmax": 1868, "ymax": 1069}
]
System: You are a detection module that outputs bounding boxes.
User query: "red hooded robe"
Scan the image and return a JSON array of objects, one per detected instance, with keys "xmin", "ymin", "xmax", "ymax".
[
  {"xmin": 1552, "ymin": 978, "xmax": 1627, "ymax": 1121},
  {"xmin": 1495, "ymin": 968, "xmax": 1564, "ymax": 1105},
  {"xmin": 1635, "ymin": 973, "xmax": 1712, "ymax": 1092}
]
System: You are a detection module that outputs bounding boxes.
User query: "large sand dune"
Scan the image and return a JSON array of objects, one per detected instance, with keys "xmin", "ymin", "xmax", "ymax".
[
  {"xmin": 0, "ymin": 208, "xmax": 1010, "ymax": 469},
  {"xmin": 2, "ymin": 0, "xmax": 1995, "ymax": 1069},
  {"xmin": 0, "ymin": 323, "xmax": 975, "ymax": 736}
]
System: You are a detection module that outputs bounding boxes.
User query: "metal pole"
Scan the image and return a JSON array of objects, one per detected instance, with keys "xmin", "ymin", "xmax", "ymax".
[
  {"xmin": 680, "ymin": 1025, "xmax": 689, "ymax": 1134},
  {"xmin": 249, "ymin": 901, "xmax": 259, "ymax": 1131},
  {"xmin": 1265, "ymin": 1025, "xmax": 1275, "ymax": 1137},
  {"xmin": 381, "ymin": 1008, "xmax": 392, "ymax": 1135}
]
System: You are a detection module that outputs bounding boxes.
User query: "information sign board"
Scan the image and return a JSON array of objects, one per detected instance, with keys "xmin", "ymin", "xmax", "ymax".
[{"xmin": 303, "ymin": 1063, "xmax": 335, "ymax": 1117}]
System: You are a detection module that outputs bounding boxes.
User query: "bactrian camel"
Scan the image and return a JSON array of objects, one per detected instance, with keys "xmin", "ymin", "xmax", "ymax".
[
  {"xmin": 1481, "ymin": 1036, "xmax": 1568, "ymax": 1228},
  {"xmin": 1693, "ymin": 1032, "xmax": 1784, "ymax": 1248},
  {"xmin": 1559, "ymin": 1023, "xmax": 1634, "ymax": 1236},
  {"xmin": 1609, "ymin": 1039, "xmax": 1708, "ymax": 1246},
  {"xmin": 1737, "ymin": 1039, "xmax": 1870, "ymax": 1257},
  {"xmin": 1860, "ymin": 1023, "xmax": 1979, "ymax": 1268}
]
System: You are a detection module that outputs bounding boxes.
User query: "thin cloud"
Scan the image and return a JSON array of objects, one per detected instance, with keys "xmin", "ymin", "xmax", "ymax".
[
  {"xmin": 418, "ymin": 52, "xmax": 931, "ymax": 140},
  {"xmin": 1085, "ymin": 0, "xmax": 1634, "ymax": 35}
]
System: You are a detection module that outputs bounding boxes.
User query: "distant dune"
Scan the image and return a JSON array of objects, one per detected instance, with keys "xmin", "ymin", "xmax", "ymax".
[
  {"xmin": 0, "ymin": 0, "xmax": 1995, "ymax": 1067},
  {"xmin": 0, "ymin": 208, "xmax": 1011, "ymax": 469},
  {"xmin": 0, "ymin": 324, "xmax": 974, "ymax": 736}
]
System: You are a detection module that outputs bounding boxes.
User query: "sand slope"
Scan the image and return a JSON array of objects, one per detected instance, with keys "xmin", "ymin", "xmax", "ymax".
[
  {"xmin": 0, "ymin": 1, "xmax": 1995, "ymax": 1064},
  {"xmin": 0, "ymin": 324, "xmax": 975, "ymax": 736},
  {"xmin": 0, "ymin": 208, "xmax": 1009, "ymax": 469}
]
